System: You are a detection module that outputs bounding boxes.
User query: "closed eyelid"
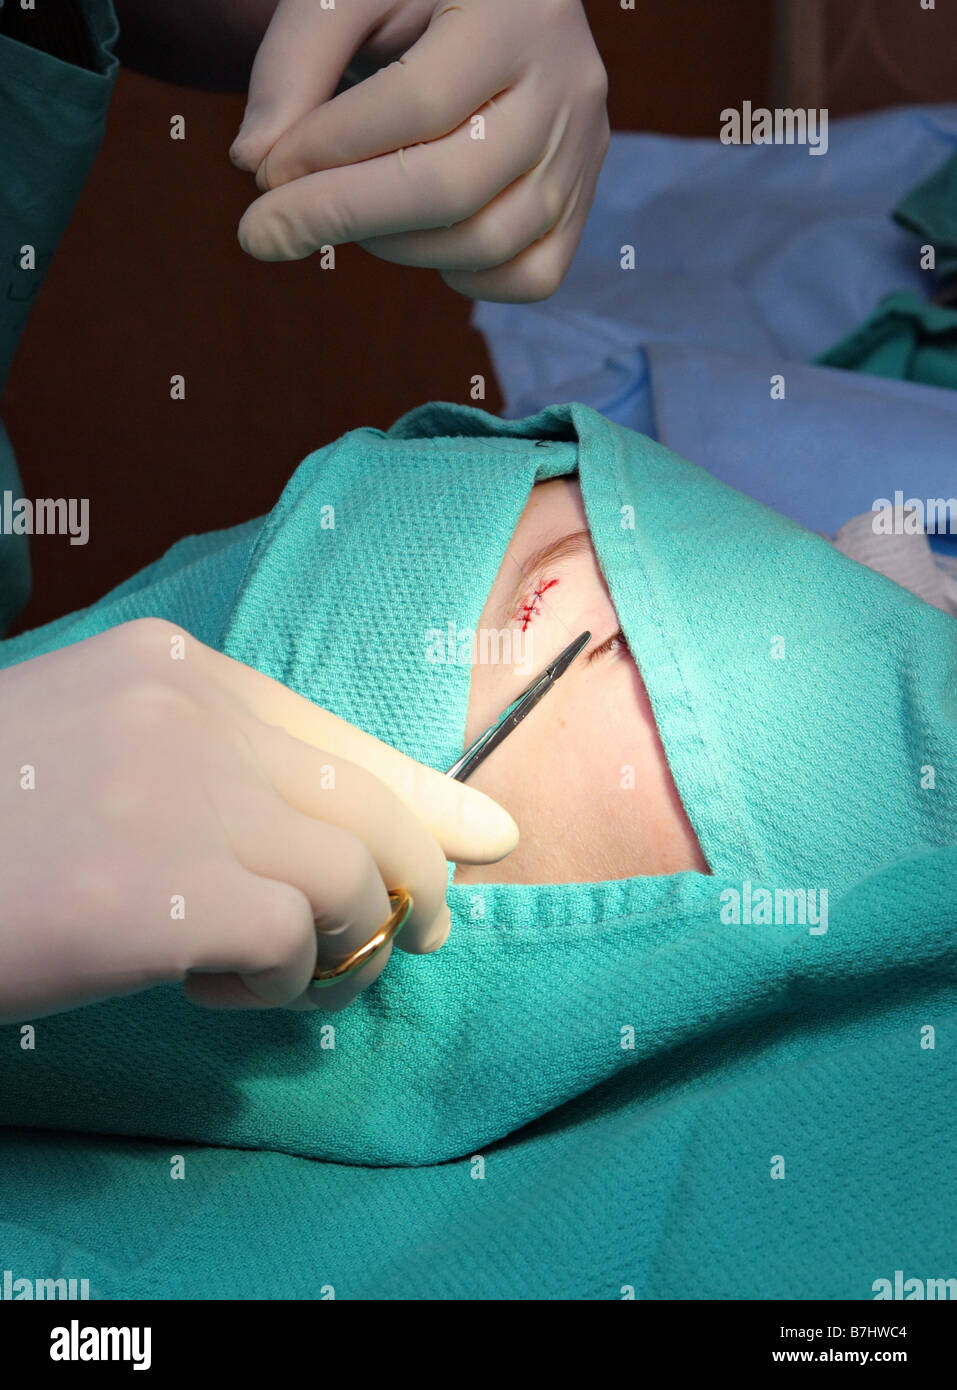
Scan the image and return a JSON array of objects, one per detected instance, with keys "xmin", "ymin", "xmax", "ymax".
[{"xmin": 588, "ymin": 628, "xmax": 630, "ymax": 663}]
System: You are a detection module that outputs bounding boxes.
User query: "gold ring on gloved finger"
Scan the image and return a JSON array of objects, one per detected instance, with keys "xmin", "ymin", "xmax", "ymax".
[{"xmin": 308, "ymin": 889, "xmax": 414, "ymax": 990}]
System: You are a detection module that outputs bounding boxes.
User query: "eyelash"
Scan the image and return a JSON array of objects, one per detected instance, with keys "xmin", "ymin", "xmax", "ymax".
[{"xmin": 588, "ymin": 629, "xmax": 629, "ymax": 664}]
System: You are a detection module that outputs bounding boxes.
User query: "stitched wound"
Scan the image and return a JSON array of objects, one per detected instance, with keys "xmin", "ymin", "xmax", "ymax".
[{"xmin": 515, "ymin": 578, "xmax": 559, "ymax": 632}]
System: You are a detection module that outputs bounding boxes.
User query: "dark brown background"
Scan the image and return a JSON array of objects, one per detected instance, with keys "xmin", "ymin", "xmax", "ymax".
[{"xmin": 5, "ymin": 0, "xmax": 956, "ymax": 630}]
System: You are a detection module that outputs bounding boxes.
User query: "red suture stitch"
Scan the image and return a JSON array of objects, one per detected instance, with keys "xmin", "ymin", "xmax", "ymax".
[{"xmin": 515, "ymin": 577, "xmax": 559, "ymax": 632}]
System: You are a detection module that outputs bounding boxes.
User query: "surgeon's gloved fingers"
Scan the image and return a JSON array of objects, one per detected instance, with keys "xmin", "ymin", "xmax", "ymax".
[
  {"xmin": 255, "ymin": 6, "xmax": 513, "ymax": 192},
  {"xmin": 190, "ymin": 903, "xmax": 397, "ymax": 1018},
  {"xmin": 181, "ymin": 868, "xmax": 319, "ymax": 1009},
  {"xmin": 230, "ymin": 0, "xmax": 381, "ymax": 171},
  {"xmin": 184, "ymin": 972, "xmax": 272, "ymax": 1010},
  {"xmin": 214, "ymin": 848, "xmax": 389, "ymax": 1010},
  {"xmin": 237, "ymin": 722, "xmax": 451, "ymax": 956},
  {"xmin": 440, "ymin": 130, "xmax": 607, "ymax": 303},
  {"xmin": 238, "ymin": 93, "xmax": 550, "ymax": 261},
  {"xmin": 292, "ymin": 941, "xmax": 395, "ymax": 1014},
  {"xmin": 198, "ymin": 638, "xmax": 518, "ymax": 865},
  {"xmin": 357, "ymin": 108, "xmax": 594, "ymax": 272},
  {"xmin": 186, "ymin": 858, "xmax": 391, "ymax": 1014},
  {"xmin": 222, "ymin": 791, "xmax": 395, "ymax": 965}
]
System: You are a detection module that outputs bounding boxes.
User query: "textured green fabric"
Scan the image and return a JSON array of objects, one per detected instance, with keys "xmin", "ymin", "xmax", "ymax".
[
  {"xmin": 816, "ymin": 290, "xmax": 957, "ymax": 388},
  {"xmin": 0, "ymin": 401, "xmax": 955, "ymax": 1298},
  {"xmin": 894, "ymin": 151, "xmax": 957, "ymax": 280},
  {"xmin": 0, "ymin": 0, "xmax": 119, "ymax": 634},
  {"xmin": 815, "ymin": 153, "xmax": 957, "ymax": 388}
]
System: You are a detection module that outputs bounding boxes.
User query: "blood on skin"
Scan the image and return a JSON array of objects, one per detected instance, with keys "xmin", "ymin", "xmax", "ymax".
[{"xmin": 515, "ymin": 577, "xmax": 559, "ymax": 632}]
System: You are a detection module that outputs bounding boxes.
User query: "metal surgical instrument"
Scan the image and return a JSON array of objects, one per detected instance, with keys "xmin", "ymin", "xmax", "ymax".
[{"xmin": 310, "ymin": 631, "xmax": 592, "ymax": 990}]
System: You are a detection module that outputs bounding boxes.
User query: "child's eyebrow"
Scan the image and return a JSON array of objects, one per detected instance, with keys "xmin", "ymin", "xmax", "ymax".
[{"xmin": 499, "ymin": 528, "xmax": 593, "ymax": 624}]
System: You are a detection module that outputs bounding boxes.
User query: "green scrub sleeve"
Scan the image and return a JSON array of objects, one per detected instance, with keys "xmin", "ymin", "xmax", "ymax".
[{"xmin": 0, "ymin": 0, "xmax": 119, "ymax": 634}]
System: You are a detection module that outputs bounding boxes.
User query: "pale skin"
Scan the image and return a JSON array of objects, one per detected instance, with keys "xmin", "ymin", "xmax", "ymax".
[
  {"xmin": 0, "ymin": 479, "xmax": 705, "ymax": 1026},
  {"xmin": 454, "ymin": 478, "xmax": 710, "ymax": 885}
]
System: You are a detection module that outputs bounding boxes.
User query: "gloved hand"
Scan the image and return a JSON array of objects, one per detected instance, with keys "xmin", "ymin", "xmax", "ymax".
[
  {"xmin": 230, "ymin": 0, "xmax": 610, "ymax": 302},
  {"xmin": 0, "ymin": 619, "xmax": 517, "ymax": 1024}
]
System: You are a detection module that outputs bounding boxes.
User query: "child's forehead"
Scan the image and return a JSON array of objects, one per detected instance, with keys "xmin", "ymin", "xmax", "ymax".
[{"xmin": 520, "ymin": 474, "xmax": 587, "ymax": 532}]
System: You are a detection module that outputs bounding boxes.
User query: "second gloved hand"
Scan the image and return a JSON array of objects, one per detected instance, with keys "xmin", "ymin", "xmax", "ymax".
[{"xmin": 230, "ymin": 0, "xmax": 610, "ymax": 302}]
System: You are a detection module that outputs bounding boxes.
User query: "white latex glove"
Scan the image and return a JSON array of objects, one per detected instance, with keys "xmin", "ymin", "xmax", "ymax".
[
  {"xmin": 230, "ymin": 0, "xmax": 610, "ymax": 302},
  {"xmin": 0, "ymin": 619, "xmax": 517, "ymax": 1024}
]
